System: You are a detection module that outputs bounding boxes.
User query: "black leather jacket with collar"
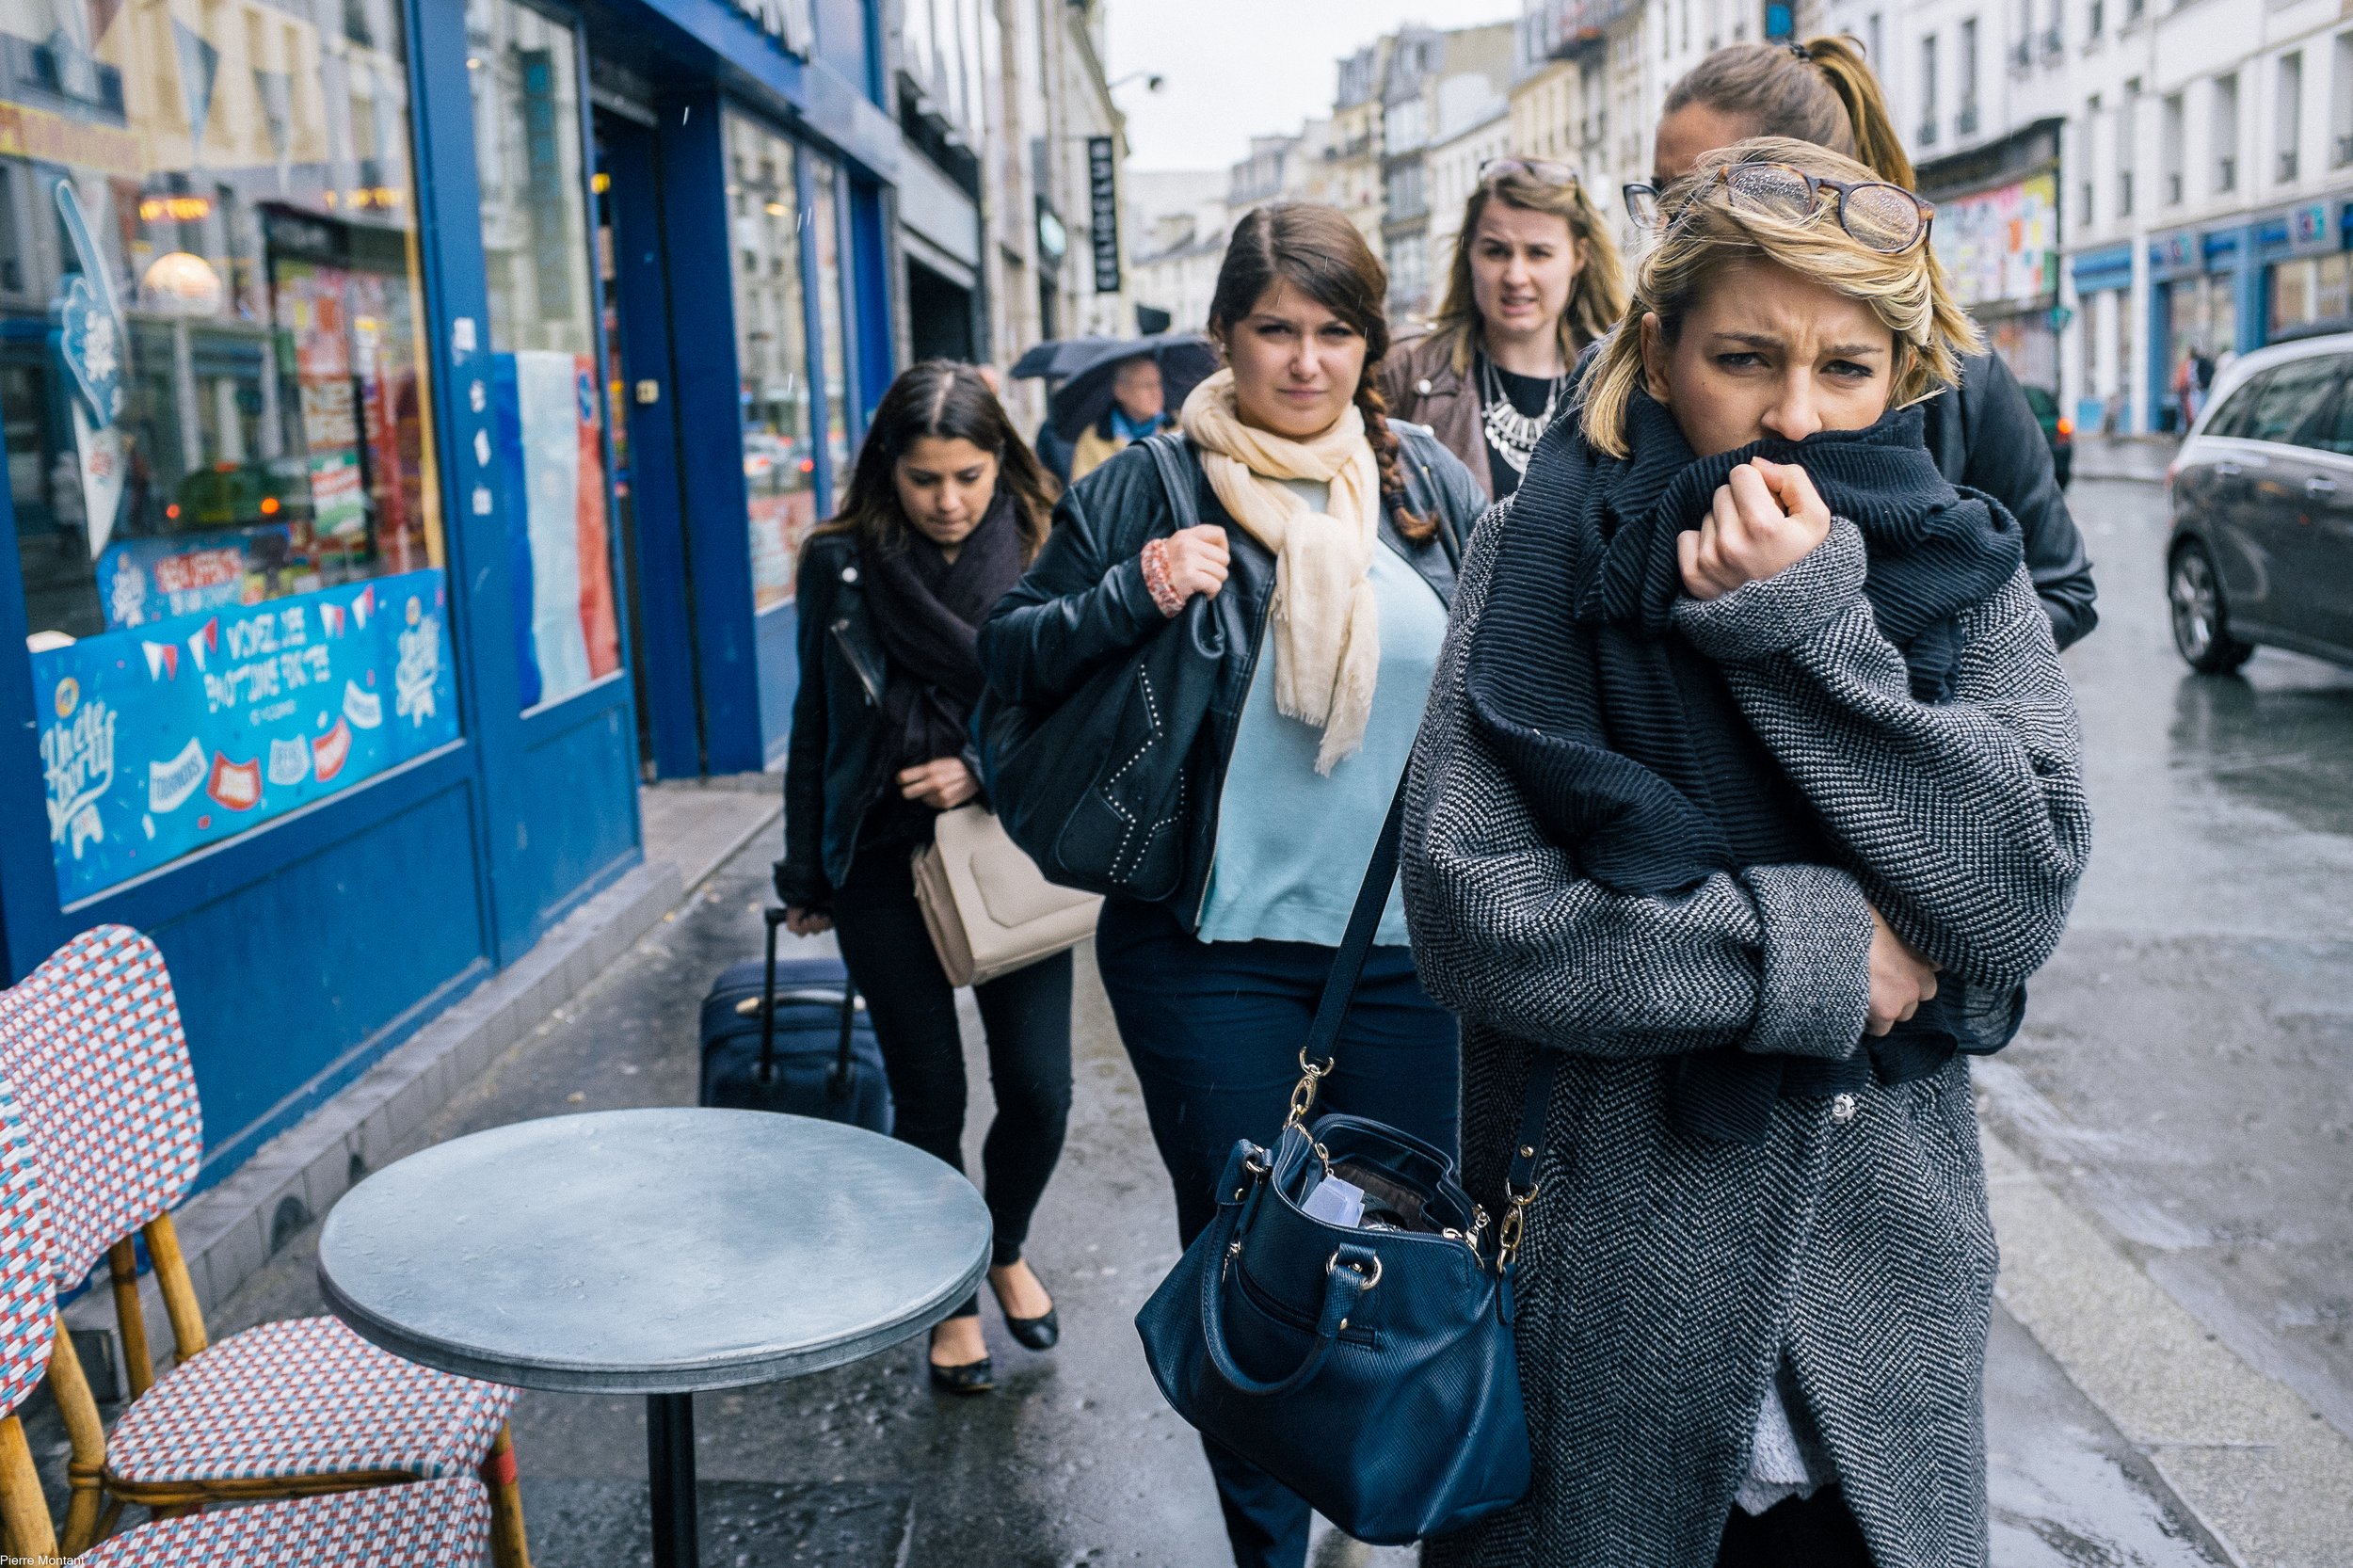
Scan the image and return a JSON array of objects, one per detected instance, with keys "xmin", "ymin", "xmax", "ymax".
[{"xmin": 976, "ymin": 422, "xmax": 1489, "ymax": 932}]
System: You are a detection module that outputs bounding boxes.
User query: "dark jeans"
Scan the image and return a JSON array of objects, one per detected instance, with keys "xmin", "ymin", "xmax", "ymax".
[
  {"xmin": 1717, "ymin": 1487, "xmax": 1874, "ymax": 1566},
  {"xmin": 1094, "ymin": 896, "xmax": 1461, "ymax": 1568},
  {"xmin": 830, "ymin": 837, "xmax": 1074, "ymax": 1320}
]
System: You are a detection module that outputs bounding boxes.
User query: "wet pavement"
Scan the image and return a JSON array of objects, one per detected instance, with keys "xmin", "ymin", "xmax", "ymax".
[
  {"xmin": 1993, "ymin": 477, "xmax": 2353, "ymax": 1448},
  {"xmin": 50, "ymin": 472, "xmax": 2339, "ymax": 1564}
]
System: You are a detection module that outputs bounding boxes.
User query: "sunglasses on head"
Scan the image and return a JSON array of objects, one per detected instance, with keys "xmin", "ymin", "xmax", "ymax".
[
  {"xmin": 1621, "ymin": 162, "xmax": 1934, "ymax": 254},
  {"xmin": 1479, "ymin": 156, "xmax": 1580, "ymax": 189}
]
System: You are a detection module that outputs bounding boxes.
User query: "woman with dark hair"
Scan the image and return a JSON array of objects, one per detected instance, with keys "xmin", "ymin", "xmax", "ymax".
[
  {"xmin": 1407, "ymin": 139, "xmax": 2090, "ymax": 1567},
  {"xmin": 776, "ymin": 360, "xmax": 1072, "ymax": 1395},
  {"xmin": 1625, "ymin": 35, "xmax": 2100, "ymax": 648},
  {"xmin": 978, "ymin": 203, "xmax": 1488, "ymax": 1568},
  {"xmin": 1381, "ymin": 159, "xmax": 1628, "ymax": 502}
]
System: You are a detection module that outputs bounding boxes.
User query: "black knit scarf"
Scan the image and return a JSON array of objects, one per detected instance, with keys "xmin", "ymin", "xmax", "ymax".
[
  {"xmin": 858, "ymin": 489, "xmax": 1025, "ymax": 780},
  {"xmin": 1468, "ymin": 389, "xmax": 2025, "ymax": 1143}
]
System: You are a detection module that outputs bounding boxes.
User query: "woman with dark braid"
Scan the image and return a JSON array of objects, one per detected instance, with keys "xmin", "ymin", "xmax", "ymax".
[{"xmin": 978, "ymin": 203, "xmax": 1488, "ymax": 1568}]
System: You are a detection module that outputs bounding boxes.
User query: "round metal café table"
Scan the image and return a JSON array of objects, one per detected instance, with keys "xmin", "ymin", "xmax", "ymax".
[{"xmin": 317, "ymin": 1108, "xmax": 989, "ymax": 1568}]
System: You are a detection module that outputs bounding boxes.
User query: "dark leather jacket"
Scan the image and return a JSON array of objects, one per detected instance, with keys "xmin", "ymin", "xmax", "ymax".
[
  {"xmin": 1922, "ymin": 351, "xmax": 2098, "ymax": 648},
  {"xmin": 977, "ymin": 424, "xmax": 1487, "ymax": 931},
  {"xmin": 1377, "ymin": 331, "xmax": 1490, "ymax": 502},
  {"xmin": 777, "ymin": 529, "xmax": 977, "ymax": 908}
]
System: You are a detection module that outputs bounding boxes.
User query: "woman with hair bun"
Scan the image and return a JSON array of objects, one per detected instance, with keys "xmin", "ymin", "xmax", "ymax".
[
  {"xmin": 1406, "ymin": 138, "xmax": 2090, "ymax": 1566},
  {"xmin": 980, "ymin": 202, "xmax": 1488, "ymax": 1568},
  {"xmin": 1633, "ymin": 36, "xmax": 2100, "ymax": 648}
]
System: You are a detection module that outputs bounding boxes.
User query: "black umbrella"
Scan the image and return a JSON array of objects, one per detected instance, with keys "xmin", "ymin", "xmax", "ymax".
[
  {"xmin": 1009, "ymin": 336, "xmax": 1125, "ymax": 380},
  {"xmin": 1048, "ymin": 335, "xmax": 1219, "ymax": 441}
]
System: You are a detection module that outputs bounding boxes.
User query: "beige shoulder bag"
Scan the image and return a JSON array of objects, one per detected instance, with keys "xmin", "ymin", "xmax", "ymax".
[{"xmin": 912, "ymin": 805, "xmax": 1102, "ymax": 986}]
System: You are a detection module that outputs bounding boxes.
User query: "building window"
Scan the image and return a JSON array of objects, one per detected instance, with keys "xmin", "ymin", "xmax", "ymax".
[
  {"xmin": 2089, "ymin": 0, "xmax": 2104, "ymax": 37},
  {"xmin": 1867, "ymin": 12, "xmax": 1883, "ymax": 66},
  {"xmin": 1960, "ymin": 19, "xmax": 1980, "ymax": 135},
  {"xmin": 18, "ymin": 0, "xmax": 458, "ymax": 905},
  {"xmin": 2335, "ymin": 33, "xmax": 2353, "ymax": 168},
  {"xmin": 2117, "ymin": 86, "xmax": 2137, "ymax": 216},
  {"xmin": 725, "ymin": 116, "xmax": 816, "ymax": 617},
  {"xmin": 2215, "ymin": 72, "xmax": 2240, "ymax": 193},
  {"xmin": 2163, "ymin": 93, "xmax": 2186, "ymax": 202},
  {"xmin": 469, "ymin": 0, "xmax": 616, "ymax": 714},
  {"xmin": 2277, "ymin": 52, "xmax": 2304, "ymax": 183},
  {"xmin": 1920, "ymin": 34, "xmax": 1941, "ymax": 145}
]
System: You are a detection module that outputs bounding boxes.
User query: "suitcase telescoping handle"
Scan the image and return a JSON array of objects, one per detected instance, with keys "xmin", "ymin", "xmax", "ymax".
[{"xmin": 760, "ymin": 907, "xmax": 860, "ymax": 1095}]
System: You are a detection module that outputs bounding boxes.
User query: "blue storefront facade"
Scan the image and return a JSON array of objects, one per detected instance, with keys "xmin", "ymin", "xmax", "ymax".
[
  {"xmin": 2141, "ymin": 198, "xmax": 2353, "ymax": 428},
  {"xmin": 0, "ymin": 0, "xmax": 893, "ymax": 1187}
]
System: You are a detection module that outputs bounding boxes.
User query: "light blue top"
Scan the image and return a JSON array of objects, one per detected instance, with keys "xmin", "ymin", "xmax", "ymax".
[{"xmin": 1197, "ymin": 483, "xmax": 1449, "ymax": 948}]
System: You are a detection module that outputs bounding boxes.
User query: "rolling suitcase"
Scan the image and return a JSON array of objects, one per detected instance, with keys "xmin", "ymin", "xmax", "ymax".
[{"xmin": 698, "ymin": 908, "xmax": 893, "ymax": 1134}]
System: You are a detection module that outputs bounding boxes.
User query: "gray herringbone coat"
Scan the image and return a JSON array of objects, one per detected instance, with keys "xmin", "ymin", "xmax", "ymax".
[{"xmin": 1402, "ymin": 505, "xmax": 2091, "ymax": 1568}]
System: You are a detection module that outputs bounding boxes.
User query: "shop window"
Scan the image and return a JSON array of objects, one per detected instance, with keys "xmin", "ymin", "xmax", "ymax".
[
  {"xmin": 810, "ymin": 158, "xmax": 856, "ymax": 499},
  {"xmin": 467, "ymin": 0, "xmax": 617, "ymax": 712},
  {"xmin": 724, "ymin": 113, "xmax": 817, "ymax": 616},
  {"xmin": 15, "ymin": 0, "xmax": 457, "ymax": 906}
]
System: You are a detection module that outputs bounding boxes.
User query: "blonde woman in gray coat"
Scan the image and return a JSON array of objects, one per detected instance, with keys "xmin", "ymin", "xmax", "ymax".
[{"xmin": 1401, "ymin": 139, "xmax": 2091, "ymax": 1568}]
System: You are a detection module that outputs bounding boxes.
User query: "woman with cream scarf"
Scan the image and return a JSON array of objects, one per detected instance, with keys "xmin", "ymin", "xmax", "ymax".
[{"xmin": 979, "ymin": 204, "xmax": 1490, "ymax": 1568}]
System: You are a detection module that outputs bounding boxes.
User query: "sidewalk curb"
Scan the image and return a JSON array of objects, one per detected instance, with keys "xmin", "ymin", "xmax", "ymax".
[{"xmin": 1983, "ymin": 1122, "xmax": 2353, "ymax": 1566}]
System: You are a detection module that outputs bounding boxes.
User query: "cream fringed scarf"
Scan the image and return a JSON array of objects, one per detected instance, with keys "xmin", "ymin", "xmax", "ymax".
[{"xmin": 1179, "ymin": 369, "xmax": 1383, "ymax": 774}]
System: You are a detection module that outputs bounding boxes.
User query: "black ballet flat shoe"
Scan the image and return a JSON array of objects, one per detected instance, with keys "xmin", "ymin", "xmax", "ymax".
[
  {"xmin": 992, "ymin": 1273, "xmax": 1059, "ymax": 1351},
  {"xmin": 927, "ymin": 1354, "xmax": 994, "ymax": 1395}
]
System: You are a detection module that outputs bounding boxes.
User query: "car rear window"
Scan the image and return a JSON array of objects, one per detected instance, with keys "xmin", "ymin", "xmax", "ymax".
[{"xmin": 2209, "ymin": 356, "xmax": 2343, "ymax": 447}]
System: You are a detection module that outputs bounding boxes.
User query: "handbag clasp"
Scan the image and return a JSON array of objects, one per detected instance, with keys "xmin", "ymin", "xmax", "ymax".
[
  {"xmin": 1286, "ymin": 1048, "xmax": 1333, "ymax": 1128},
  {"xmin": 1496, "ymin": 1182, "xmax": 1540, "ymax": 1269}
]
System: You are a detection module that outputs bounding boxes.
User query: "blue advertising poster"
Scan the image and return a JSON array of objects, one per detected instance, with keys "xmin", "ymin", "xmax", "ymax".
[{"xmin": 34, "ymin": 568, "xmax": 460, "ymax": 905}]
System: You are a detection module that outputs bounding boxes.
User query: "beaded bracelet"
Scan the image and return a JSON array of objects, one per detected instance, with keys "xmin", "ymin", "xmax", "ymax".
[{"xmin": 1140, "ymin": 537, "xmax": 1187, "ymax": 618}]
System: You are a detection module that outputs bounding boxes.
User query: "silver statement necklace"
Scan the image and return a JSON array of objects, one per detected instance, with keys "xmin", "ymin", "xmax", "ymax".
[{"xmin": 1479, "ymin": 354, "xmax": 1566, "ymax": 477}]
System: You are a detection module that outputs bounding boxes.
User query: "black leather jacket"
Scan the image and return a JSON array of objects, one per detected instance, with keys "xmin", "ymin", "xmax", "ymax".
[
  {"xmin": 977, "ymin": 424, "xmax": 1487, "ymax": 931},
  {"xmin": 776, "ymin": 530, "xmax": 980, "ymax": 909},
  {"xmin": 1921, "ymin": 351, "xmax": 2099, "ymax": 648}
]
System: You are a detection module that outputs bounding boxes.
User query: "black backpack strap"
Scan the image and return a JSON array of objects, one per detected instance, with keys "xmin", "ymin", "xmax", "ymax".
[{"xmin": 1141, "ymin": 431, "xmax": 1202, "ymax": 534}]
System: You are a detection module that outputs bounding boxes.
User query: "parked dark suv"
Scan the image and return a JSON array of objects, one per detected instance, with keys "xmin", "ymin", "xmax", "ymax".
[{"xmin": 2167, "ymin": 334, "xmax": 2353, "ymax": 672}]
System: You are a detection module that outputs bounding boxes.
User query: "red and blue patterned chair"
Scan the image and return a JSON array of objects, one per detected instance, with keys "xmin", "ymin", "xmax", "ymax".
[
  {"xmin": 0, "ymin": 1069, "xmax": 491, "ymax": 1566},
  {"xmin": 0, "ymin": 925, "xmax": 529, "ymax": 1561}
]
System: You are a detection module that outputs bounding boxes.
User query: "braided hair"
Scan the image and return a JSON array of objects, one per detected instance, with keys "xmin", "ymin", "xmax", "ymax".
[{"xmin": 1207, "ymin": 204, "xmax": 1436, "ymax": 544}]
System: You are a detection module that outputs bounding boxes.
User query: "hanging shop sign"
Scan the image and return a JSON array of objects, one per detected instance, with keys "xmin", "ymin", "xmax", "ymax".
[
  {"xmin": 33, "ymin": 571, "xmax": 460, "ymax": 904},
  {"xmin": 1087, "ymin": 136, "xmax": 1121, "ymax": 296}
]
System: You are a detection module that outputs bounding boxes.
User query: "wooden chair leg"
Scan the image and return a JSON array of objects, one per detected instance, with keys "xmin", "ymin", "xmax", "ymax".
[
  {"xmin": 484, "ymin": 1423, "xmax": 532, "ymax": 1568},
  {"xmin": 45, "ymin": 1315, "xmax": 108, "ymax": 1554},
  {"xmin": 0, "ymin": 1416, "xmax": 59, "ymax": 1561},
  {"xmin": 107, "ymin": 1240, "xmax": 155, "ymax": 1401}
]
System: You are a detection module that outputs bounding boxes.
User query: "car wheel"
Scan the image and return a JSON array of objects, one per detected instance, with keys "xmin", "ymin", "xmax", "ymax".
[{"xmin": 2169, "ymin": 541, "xmax": 2254, "ymax": 673}]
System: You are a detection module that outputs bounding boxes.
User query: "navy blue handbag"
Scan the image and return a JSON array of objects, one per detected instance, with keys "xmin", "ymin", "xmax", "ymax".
[{"xmin": 1133, "ymin": 780, "xmax": 1557, "ymax": 1545}]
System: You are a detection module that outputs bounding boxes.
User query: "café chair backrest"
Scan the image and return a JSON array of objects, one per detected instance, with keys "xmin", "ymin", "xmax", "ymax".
[
  {"xmin": 0, "ymin": 1074, "xmax": 70, "ymax": 1557},
  {"xmin": 0, "ymin": 925, "xmax": 202, "ymax": 1291},
  {"xmin": 0, "ymin": 1080, "xmax": 57, "ymax": 1418}
]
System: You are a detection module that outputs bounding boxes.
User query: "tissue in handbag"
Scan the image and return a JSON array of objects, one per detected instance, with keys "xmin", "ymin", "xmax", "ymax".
[{"xmin": 912, "ymin": 805, "xmax": 1103, "ymax": 986}]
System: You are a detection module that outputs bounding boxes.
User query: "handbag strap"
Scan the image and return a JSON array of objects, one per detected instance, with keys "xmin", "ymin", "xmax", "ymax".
[
  {"xmin": 1289, "ymin": 772, "xmax": 1559, "ymax": 1270},
  {"xmin": 1142, "ymin": 431, "xmax": 1202, "ymax": 534}
]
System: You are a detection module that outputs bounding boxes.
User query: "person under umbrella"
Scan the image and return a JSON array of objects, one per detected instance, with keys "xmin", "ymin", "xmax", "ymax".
[{"xmin": 1070, "ymin": 355, "xmax": 1174, "ymax": 482}]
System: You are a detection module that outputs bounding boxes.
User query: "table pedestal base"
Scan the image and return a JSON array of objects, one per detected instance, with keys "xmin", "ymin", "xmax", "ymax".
[{"xmin": 648, "ymin": 1391, "xmax": 697, "ymax": 1568}]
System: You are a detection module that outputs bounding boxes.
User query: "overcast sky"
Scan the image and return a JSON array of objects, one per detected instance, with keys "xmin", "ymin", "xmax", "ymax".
[{"xmin": 1103, "ymin": 1, "xmax": 1519, "ymax": 174}]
